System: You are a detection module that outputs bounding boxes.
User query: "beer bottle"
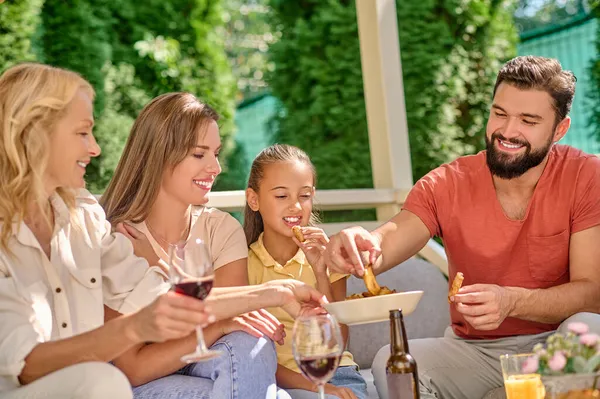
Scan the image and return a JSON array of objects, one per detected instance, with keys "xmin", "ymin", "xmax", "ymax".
[{"xmin": 386, "ymin": 309, "xmax": 419, "ymax": 399}]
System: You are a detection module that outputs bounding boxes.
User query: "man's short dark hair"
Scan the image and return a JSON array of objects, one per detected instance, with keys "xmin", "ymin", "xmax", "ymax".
[{"xmin": 493, "ymin": 56, "xmax": 576, "ymax": 124}]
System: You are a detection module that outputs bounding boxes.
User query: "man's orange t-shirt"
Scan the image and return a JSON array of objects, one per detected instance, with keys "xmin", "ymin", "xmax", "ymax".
[{"xmin": 403, "ymin": 145, "xmax": 600, "ymax": 339}]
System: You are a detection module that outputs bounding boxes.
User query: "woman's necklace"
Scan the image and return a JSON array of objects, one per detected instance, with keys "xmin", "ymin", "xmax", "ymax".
[{"xmin": 146, "ymin": 214, "xmax": 192, "ymax": 248}]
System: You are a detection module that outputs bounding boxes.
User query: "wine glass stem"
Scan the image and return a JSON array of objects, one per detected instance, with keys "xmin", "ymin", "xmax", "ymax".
[
  {"xmin": 196, "ymin": 325, "xmax": 209, "ymax": 353},
  {"xmin": 318, "ymin": 384, "xmax": 325, "ymax": 399}
]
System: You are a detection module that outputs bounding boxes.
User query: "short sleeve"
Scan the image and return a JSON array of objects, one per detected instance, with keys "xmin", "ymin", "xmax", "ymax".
[
  {"xmin": 571, "ymin": 156, "xmax": 600, "ymax": 234},
  {"xmin": 402, "ymin": 167, "xmax": 447, "ymax": 238},
  {"xmin": 206, "ymin": 212, "xmax": 248, "ymax": 270},
  {"xmin": 328, "ymin": 272, "xmax": 349, "ymax": 284},
  {"xmin": 0, "ymin": 259, "xmax": 43, "ymax": 389},
  {"xmin": 247, "ymin": 250, "xmax": 263, "ymax": 286}
]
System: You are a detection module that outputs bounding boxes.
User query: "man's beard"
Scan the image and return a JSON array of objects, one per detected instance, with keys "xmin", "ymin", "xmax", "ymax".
[{"xmin": 485, "ymin": 132, "xmax": 553, "ymax": 179}]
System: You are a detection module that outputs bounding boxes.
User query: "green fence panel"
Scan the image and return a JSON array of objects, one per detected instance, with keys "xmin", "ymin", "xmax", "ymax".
[{"xmin": 518, "ymin": 17, "xmax": 599, "ymax": 154}]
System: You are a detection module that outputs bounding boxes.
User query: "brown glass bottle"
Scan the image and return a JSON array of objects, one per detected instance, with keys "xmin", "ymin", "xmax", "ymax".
[{"xmin": 386, "ymin": 309, "xmax": 419, "ymax": 399}]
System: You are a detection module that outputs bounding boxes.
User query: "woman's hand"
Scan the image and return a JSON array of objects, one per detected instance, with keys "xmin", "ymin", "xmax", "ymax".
[
  {"xmin": 116, "ymin": 222, "xmax": 161, "ymax": 269},
  {"xmin": 128, "ymin": 291, "xmax": 212, "ymax": 343},
  {"xmin": 220, "ymin": 310, "xmax": 285, "ymax": 345},
  {"xmin": 266, "ymin": 280, "xmax": 329, "ymax": 318}
]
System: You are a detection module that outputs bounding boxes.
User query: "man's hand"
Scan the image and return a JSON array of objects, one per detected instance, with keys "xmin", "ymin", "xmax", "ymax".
[
  {"xmin": 452, "ymin": 284, "xmax": 517, "ymax": 331},
  {"xmin": 323, "ymin": 226, "xmax": 381, "ymax": 276}
]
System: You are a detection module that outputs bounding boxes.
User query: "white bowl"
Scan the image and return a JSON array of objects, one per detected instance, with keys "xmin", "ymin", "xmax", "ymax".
[{"xmin": 323, "ymin": 291, "xmax": 424, "ymax": 325}]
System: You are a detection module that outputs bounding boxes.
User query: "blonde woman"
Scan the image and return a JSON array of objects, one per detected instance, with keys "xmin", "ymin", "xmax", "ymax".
[
  {"xmin": 101, "ymin": 93, "xmax": 300, "ymax": 398},
  {"xmin": 0, "ymin": 64, "xmax": 326, "ymax": 399}
]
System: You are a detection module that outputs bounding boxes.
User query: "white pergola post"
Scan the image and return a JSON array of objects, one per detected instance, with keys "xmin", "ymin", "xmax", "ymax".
[{"xmin": 355, "ymin": 0, "xmax": 413, "ymax": 222}]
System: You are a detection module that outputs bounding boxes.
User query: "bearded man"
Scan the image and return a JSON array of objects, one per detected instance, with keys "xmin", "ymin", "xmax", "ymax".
[{"xmin": 323, "ymin": 56, "xmax": 600, "ymax": 399}]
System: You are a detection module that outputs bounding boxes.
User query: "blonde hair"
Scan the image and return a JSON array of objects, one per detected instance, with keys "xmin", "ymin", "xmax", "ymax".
[
  {"xmin": 101, "ymin": 92, "xmax": 219, "ymax": 226},
  {"xmin": 0, "ymin": 63, "xmax": 94, "ymax": 252},
  {"xmin": 243, "ymin": 144, "xmax": 319, "ymax": 246}
]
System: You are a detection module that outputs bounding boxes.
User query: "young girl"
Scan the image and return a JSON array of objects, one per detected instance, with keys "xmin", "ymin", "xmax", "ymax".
[
  {"xmin": 100, "ymin": 92, "xmax": 297, "ymax": 399},
  {"xmin": 244, "ymin": 144, "xmax": 368, "ymax": 399}
]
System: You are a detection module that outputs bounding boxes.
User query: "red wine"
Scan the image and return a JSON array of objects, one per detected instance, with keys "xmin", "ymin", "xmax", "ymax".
[
  {"xmin": 298, "ymin": 355, "xmax": 340, "ymax": 384},
  {"xmin": 174, "ymin": 279, "xmax": 213, "ymax": 300}
]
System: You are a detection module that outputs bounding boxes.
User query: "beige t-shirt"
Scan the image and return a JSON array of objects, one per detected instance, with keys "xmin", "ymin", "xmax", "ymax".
[{"xmin": 131, "ymin": 206, "xmax": 248, "ymax": 272}]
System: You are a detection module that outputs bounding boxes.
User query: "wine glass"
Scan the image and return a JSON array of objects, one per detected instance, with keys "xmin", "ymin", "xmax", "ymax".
[
  {"xmin": 292, "ymin": 314, "xmax": 344, "ymax": 399},
  {"xmin": 169, "ymin": 238, "xmax": 221, "ymax": 362}
]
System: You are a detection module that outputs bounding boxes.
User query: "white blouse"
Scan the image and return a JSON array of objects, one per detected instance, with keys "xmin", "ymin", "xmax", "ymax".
[{"xmin": 0, "ymin": 189, "xmax": 166, "ymax": 391}]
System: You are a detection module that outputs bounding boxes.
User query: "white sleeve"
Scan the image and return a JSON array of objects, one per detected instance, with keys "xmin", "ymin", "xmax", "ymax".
[
  {"xmin": 0, "ymin": 260, "xmax": 43, "ymax": 389},
  {"xmin": 78, "ymin": 190, "xmax": 168, "ymax": 314}
]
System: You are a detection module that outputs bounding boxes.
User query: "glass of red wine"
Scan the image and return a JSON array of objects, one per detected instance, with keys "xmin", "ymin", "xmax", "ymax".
[
  {"xmin": 169, "ymin": 238, "xmax": 221, "ymax": 363},
  {"xmin": 292, "ymin": 314, "xmax": 344, "ymax": 399}
]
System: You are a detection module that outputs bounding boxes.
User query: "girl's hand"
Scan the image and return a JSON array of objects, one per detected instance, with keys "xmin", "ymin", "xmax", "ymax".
[
  {"xmin": 324, "ymin": 383, "xmax": 358, "ymax": 399},
  {"xmin": 293, "ymin": 227, "xmax": 330, "ymax": 274}
]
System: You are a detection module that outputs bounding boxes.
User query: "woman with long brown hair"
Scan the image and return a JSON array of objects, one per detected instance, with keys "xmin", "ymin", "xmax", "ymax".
[{"xmin": 101, "ymin": 92, "xmax": 302, "ymax": 398}]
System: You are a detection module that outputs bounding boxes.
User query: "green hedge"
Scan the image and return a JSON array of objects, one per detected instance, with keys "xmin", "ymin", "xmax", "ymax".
[
  {"xmin": 30, "ymin": 0, "xmax": 238, "ymax": 193},
  {"xmin": 0, "ymin": 0, "xmax": 44, "ymax": 69},
  {"xmin": 590, "ymin": 2, "xmax": 600, "ymax": 141},
  {"xmin": 267, "ymin": 0, "xmax": 517, "ymax": 221}
]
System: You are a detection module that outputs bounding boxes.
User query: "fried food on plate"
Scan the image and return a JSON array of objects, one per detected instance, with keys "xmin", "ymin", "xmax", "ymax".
[
  {"xmin": 346, "ymin": 286, "xmax": 397, "ymax": 300},
  {"xmin": 363, "ymin": 264, "xmax": 381, "ymax": 296}
]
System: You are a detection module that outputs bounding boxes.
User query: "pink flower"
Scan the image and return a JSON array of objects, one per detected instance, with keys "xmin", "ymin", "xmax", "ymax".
[
  {"xmin": 548, "ymin": 352, "xmax": 567, "ymax": 371},
  {"xmin": 568, "ymin": 322, "xmax": 589, "ymax": 335},
  {"xmin": 580, "ymin": 334, "xmax": 599, "ymax": 347},
  {"xmin": 521, "ymin": 356, "xmax": 539, "ymax": 374}
]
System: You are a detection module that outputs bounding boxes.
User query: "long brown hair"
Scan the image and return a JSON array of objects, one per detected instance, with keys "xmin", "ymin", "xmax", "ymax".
[
  {"xmin": 101, "ymin": 92, "xmax": 219, "ymax": 226},
  {"xmin": 243, "ymin": 144, "xmax": 319, "ymax": 246},
  {"xmin": 0, "ymin": 63, "xmax": 94, "ymax": 252}
]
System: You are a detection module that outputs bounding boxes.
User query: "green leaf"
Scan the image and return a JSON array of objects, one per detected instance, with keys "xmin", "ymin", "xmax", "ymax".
[
  {"xmin": 584, "ymin": 355, "xmax": 600, "ymax": 373},
  {"xmin": 574, "ymin": 356, "xmax": 588, "ymax": 373}
]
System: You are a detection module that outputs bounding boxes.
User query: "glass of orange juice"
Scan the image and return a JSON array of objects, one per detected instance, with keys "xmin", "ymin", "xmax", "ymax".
[{"xmin": 500, "ymin": 354, "xmax": 545, "ymax": 399}]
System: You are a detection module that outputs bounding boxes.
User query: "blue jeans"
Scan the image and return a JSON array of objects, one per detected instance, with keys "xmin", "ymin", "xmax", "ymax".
[
  {"xmin": 133, "ymin": 331, "xmax": 285, "ymax": 399},
  {"xmin": 284, "ymin": 366, "xmax": 368, "ymax": 399}
]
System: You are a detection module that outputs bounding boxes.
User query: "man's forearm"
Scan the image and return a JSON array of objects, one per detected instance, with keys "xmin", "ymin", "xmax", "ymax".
[
  {"xmin": 509, "ymin": 280, "xmax": 600, "ymax": 324},
  {"xmin": 371, "ymin": 211, "xmax": 431, "ymax": 274}
]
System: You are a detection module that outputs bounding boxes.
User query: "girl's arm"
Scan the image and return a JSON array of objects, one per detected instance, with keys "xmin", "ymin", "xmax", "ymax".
[{"xmin": 314, "ymin": 270, "xmax": 335, "ymax": 302}]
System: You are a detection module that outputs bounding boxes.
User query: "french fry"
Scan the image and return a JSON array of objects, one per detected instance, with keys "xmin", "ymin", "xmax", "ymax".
[
  {"xmin": 448, "ymin": 272, "xmax": 464, "ymax": 303},
  {"xmin": 363, "ymin": 264, "xmax": 382, "ymax": 296},
  {"xmin": 291, "ymin": 226, "xmax": 305, "ymax": 242}
]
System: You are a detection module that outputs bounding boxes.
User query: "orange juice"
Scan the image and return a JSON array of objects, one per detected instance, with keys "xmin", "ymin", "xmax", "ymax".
[{"xmin": 504, "ymin": 374, "xmax": 545, "ymax": 399}]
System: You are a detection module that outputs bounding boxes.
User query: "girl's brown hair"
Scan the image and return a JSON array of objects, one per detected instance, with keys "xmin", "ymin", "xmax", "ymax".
[
  {"xmin": 101, "ymin": 92, "xmax": 218, "ymax": 225},
  {"xmin": 243, "ymin": 144, "xmax": 319, "ymax": 246}
]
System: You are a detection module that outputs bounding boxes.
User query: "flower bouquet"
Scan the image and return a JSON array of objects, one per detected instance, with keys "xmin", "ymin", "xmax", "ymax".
[{"xmin": 523, "ymin": 322, "xmax": 600, "ymax": 398}]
